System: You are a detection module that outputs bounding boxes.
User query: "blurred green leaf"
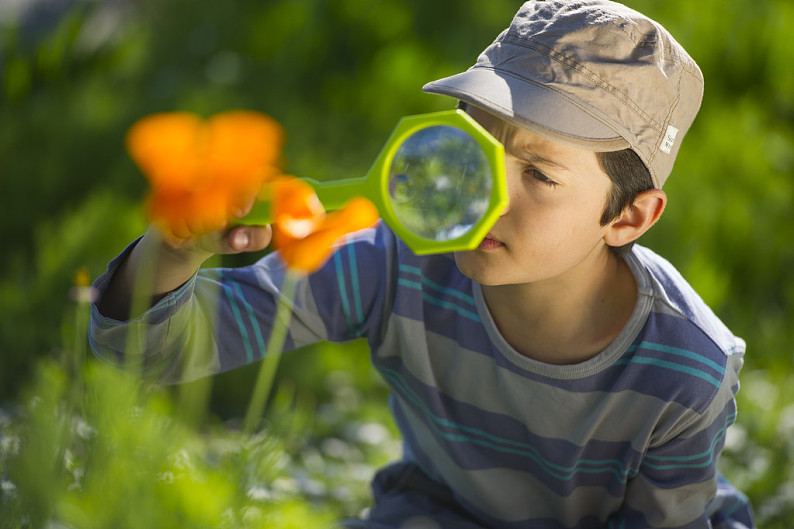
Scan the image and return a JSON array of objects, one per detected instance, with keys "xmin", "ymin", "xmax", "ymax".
[{"xmin": 1, "ymin": 0, "xmax": 793, "ymax": 525}]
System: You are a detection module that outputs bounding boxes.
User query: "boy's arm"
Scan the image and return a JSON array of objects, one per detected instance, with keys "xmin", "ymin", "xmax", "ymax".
[
  {"xmin": 90, "ymin": 221, "xmax": 275, "ymax": 384},
  {"xmin": 90, "ymin": 221, "xmax": 395, "ymax": 384},
  {"xmin": 96, "ymin": 223, "xmax": 272, "ymax": 321},
  {"xmin": 610, "ymin": 353, "xmax": 752, "ymax": 528}
]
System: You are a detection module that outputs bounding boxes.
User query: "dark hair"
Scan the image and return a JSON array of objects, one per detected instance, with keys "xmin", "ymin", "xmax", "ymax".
[{"xmin": 595, "ymin": 149, "xmax": 654, "ymax": 258}]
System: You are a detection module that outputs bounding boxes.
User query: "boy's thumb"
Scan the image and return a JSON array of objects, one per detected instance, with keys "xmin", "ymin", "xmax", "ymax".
[{"xmin": 225, "ymin": 225, "xmax": 272, "ymax": 254}]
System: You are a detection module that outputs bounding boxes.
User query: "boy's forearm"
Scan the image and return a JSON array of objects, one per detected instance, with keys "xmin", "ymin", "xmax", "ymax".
[{"xmin": 96, "ymin": 227, "xmax": 212, "ymax": 321}]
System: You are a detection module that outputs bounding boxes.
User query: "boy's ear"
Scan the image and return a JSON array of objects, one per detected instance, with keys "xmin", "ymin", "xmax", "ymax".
[{"xmin": 603, "ymin": 189, "xmax": 667, "ymax": 248}]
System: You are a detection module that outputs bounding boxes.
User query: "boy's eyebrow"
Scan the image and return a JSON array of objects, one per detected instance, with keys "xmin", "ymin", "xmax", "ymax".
[{"xmin": 506, "ymin": 145, "xmax": 571, "ymax": 172}]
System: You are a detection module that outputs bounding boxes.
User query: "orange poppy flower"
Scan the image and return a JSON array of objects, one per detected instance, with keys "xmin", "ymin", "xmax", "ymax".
[
  {"xmin": 127, "ymin": 111, "xmax": 379, "ymax": 273},
  {"xmin": 126, "ymin": 110, "xmax": 284, "ymax": 239},
  {"xmin": 269, "ymin": 178, "xmax": 379, "ymax": 273}
]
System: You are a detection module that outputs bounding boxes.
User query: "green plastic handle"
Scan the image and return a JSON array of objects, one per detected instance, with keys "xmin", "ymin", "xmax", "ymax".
[
  {"xmin": 237, "ymin": 109, "xmax": 506, "ymax": 255},
  {"xmin": 236, "ymin": 176, "xmax": 370, "ymax": 226}
]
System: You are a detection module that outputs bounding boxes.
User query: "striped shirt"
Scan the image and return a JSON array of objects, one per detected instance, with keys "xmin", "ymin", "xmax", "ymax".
[{"xmin": 90, "ymin": 223, "xmax": 754, "ymax": 528}]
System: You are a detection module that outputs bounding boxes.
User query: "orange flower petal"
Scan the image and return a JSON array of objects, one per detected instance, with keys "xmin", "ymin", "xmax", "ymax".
[
  {"xmin": 126, "ymin": 112, "xmax": 207, "ymax": 191},
  {"xmin": 277, "ymin": 228, "xmax": 344, "ymax": 273},
  {"xmin": 126, "ymin": 109, "xmax": 375, "ymax": 255},
  {"xmin": 318, "ymin": 197, "xmax": 379, "ymax": 234},
  {"xmin": 206, "ymin": 111, "xmax": 285, "ymax": 183},
  {"xmin": 270, "ymin": 177, "xmax": 325, "ymax": 241},
  {"xmin": 126, "ymin": 110, "xmax": 286, "ymax": 238},
  {"xmin": 271, "ymin": 177, "xmax": 324, "ymax": 220},
  {"xmin": 275, "ymin": 196, "xmax": 379, "ymax": 273},
  {"xmin": 146, "ymin": 188, "xmax": 226, "ymax": 239}
]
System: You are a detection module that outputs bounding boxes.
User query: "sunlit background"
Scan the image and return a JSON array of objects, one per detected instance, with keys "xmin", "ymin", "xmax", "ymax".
[{"xmin": 1, "ymin": 0, "xmax": 793, "ymax": 526}]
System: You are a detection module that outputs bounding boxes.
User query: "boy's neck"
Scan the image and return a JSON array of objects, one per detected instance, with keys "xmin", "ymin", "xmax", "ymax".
[{"xmin": 480, "ymin": 249, "xmax": 637, "ymax": 365}]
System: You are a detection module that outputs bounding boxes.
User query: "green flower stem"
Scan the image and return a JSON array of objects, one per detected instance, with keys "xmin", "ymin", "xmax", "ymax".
[
  {"xmin": 243, "ymin": 270, "xmax": 300, "ymax": 434},
  {"xmin": 67, "ymin": 280, "xmax": 91, "ymax": 411},
  {"xmin": 126, "ymin": 233, "xmax": 159, "ymax": 379}
]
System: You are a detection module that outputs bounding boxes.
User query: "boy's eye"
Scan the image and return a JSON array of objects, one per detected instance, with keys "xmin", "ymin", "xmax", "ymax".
[{"xmin": 526, "ymin": 168, "xmax": 558, "ymax": 187}]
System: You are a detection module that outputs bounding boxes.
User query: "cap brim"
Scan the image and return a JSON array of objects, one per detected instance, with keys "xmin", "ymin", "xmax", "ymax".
[{"xmin": 423, "ymin": 68, "xmax": 630, "ymax": 152}]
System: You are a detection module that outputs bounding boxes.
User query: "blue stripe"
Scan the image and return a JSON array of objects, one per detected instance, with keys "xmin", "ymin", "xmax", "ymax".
[
  {"xmin": 400, "ymin": 264, "xmax": 476, "ymax": 307},
  {"xmin": 221, "ymin": 281, "xmax": 253, "ymax": 363},
  {"xmin": 333, "ymin": 251, "xmax": 355, "ymax": 335},
  {"xmin": 347, "ymin": 244, "xmax": 364, "ymax": 325},
  {"xmin": 629, "ymin": 341, "xmax": 725, "ymax": 375},
  {"xmin": 643, "ymin": 432, "xmax": 726, "ymax": 471},
  {"xmin": 644, "ymin": 414, "xmax": 735, "ymax": 462},
  {"xmin": 398, "ymin": 278, "xmax": 481, "ymax": 322},
  {"xmin": 231, "ymin": 282, "xmax": 265, "ymax": 359},
  {"xmin": 643, "ymin": 413, "xmax": 735, "ymax": 471},
  {"xmin": 381, "ymin": 366, "xmax": 637, "ymax": 483},
  {"xmin": 616, "ymin": 356, "xmax": 722, "ymax": 388}
]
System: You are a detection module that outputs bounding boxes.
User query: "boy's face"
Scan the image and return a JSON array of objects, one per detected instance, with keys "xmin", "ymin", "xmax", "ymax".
[{"xmin": 454, "ymin": 106, "xmax": 615, "ymax": 287}]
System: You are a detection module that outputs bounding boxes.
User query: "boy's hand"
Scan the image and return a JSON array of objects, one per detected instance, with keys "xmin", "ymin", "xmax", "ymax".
[
  {"xmin": 157, "ymin": 199, "xmax": 273, "ymax": 258},
  {"xmin": 97, "ymin": 205, "xmax": 272, "ymax": 321},
  {"xmin": 221, "ymin": 224, "xmax": 273, "ymax": 254},
  {"xmin": 162, "ymin": 224, "xmax": 273, "ymax": 258}
]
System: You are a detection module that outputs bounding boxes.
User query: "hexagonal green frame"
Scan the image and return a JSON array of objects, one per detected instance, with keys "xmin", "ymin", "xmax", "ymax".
[{"xmin": 240, "ymin": 109, "xmax": 506, "ymax": 255}]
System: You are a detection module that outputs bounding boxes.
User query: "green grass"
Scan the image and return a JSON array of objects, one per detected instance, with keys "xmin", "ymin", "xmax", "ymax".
[{"xmin": 2, "ymin": 0, "xmax": 793, "ymax": 526}]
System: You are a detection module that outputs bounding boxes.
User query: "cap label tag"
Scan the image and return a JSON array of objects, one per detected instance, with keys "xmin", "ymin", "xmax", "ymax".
[{"xmin": 660, "ymin": 125, "xmax": 679, "ymax": 154}]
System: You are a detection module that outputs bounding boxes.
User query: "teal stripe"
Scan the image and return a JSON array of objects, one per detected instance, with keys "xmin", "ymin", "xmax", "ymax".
[
  {"xmin": 381, "ymin": 366, "xmax": 637, "ymax": 482},
  {"xmin": 231, "ymin": 283, "xmax": 265, "ymax": 359},
  {"xmin": 347, "ymin": 244, "xmax": 364, "ymax": 325},
  {"xmin": 643, "ymin": 428, "xmax": 727, "ymax": 471},
  {"xmin": 645, "ymin": 414, "xmax": 735, "ymax": 462},
  {"xmin": 616, "ymin": 356, "xmax": 721, "ymax": 388},
  {"xmin": 400, "ymin": 278, "xmax": 422, "ymax": 290},
  {"xmin": 422, "ymin": 275, "xmax": 476, "ymax": 306},
  {"xmin": 222, "ymin": 283, "xmax": 253, "ymax": 363},
  {"xmin": 333, "ymin": 252, "xmax": 355, "ymax": 334},
  {"xmin": 398, "ymin": 278, "xmax": 481, "ymax": 322},
  {"xmin": 421, "ymin": 293, "xmax": 481, "ymax": 322},
  {"xmin": 399, "ymin": 264, "xmax": 423, "ymax": 276},
  {"xmin": 723, "ymin": 491, "xmax": 751, "ymax": 517},
  {"xmin": 630, "ymin": 341, "xmax": 725, "ymax": 375},
  {"xmin": 644, "ymin": 413, "xmax": 735, "ymax": 470},
  {"xmin": 399, "ymin": 264, "xmax": 476, "ymax": 306}
]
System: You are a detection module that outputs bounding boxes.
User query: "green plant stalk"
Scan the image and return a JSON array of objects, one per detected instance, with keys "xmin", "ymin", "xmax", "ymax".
[
  {"xmin": 125, "ymin": 235, "xmax": 159, "ymax": 380},
  {"xmin": 50, "ymin": 278, "xmax": 92, "ymax": 510},
  {"xmin": 73, "ymin": 296, "xmax": 88, "ymax": 376},
  {"xmin": 177, "ymin": 372, "xmax": 214, "ymax": 429},
  {"xmin": 68, "ymin": 285, "xmax": 90, "ymax": 405},
  {"xmin": 243, "ymin": 270, "xmax": 300, "ymax": 434}
]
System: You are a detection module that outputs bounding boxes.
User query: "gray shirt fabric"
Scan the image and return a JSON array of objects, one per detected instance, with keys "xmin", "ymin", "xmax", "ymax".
[{"xmin": 90, "ymin": 224, "xmax": 754, "ymax": 528}]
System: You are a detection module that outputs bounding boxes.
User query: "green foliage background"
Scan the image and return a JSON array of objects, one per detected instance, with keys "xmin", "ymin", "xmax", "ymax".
[{"xmin": 1, "ymin": 0, "xmax": 793, "ymax": 525}]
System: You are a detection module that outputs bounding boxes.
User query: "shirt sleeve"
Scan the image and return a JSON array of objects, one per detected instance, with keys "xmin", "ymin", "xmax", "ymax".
[
  {"xmin": 608, "ymin": 351, "xmax": 752, "ymax": 528},
  {"xmin": 89, "ymin": 223, "xmax": 397, "ymax": 384}
]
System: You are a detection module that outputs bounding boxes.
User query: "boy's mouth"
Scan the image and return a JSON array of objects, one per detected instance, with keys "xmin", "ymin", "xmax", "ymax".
[{"xmin": 477, "ymin": 233, "xmax": 504, "ymax": 250}]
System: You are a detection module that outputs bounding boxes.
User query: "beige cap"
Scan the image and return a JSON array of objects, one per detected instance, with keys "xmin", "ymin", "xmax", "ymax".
[{"xmin": 423, "ymin": 0, "xmax": 704, "ymax": 188}]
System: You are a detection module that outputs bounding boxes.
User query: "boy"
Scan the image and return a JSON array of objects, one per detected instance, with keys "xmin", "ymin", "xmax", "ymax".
[{"xmin": 91, "ymin": 1, "xmax": 755, "ymax": 527}]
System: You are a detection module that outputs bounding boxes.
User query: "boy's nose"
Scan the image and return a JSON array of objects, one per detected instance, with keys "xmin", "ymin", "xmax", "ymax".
[{"xmin": 499, "ymin": 198, "xmax": 511, "ymax": 217}]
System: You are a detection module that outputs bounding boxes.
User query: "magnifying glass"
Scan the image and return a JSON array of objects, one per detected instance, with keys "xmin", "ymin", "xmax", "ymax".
[{"xmin": 238, "ymin": 109, "xmax": 507, "ymax": 255}]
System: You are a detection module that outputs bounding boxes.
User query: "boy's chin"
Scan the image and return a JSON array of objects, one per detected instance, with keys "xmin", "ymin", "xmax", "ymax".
[{"xmin": 453, "ymin": 251, "xmax": 510, "ymax": 286}]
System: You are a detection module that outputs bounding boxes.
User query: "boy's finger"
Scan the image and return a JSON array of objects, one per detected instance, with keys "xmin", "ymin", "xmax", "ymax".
[{"xmin": 223, "ymin": 225, "xmax": 272, "ymax": 254}]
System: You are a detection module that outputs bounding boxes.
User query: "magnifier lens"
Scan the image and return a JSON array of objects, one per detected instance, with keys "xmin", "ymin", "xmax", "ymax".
[
  {"xmin": 388, "ymin": 125, "xmax": 492, "ymax": 242},
  {"xmin": 388, "ymin": 173, "xmax": 414, "ymax": 203}
]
